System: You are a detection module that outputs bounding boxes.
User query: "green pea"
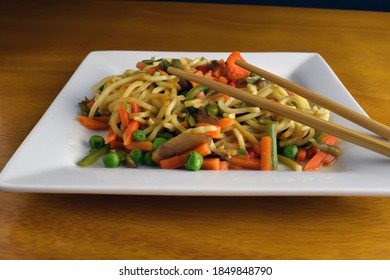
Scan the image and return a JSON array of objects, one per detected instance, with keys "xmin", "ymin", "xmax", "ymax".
[
  {"xmin": 185, "ymin": 151, "xmax": 203, "ymax": 171},
  {"xmin": 132, "ymin": 129, "xmax": 146, "ymax": 142},
  {"xmin": 153, "ymin": 137, "xmax": 168, "ymax": 150},
  {"xmin": 129, "ymin": 148, "xmax": 144, "ymax": 165},
  {"xmin": 282, "ymin": 145, "xmax": 299, "ymax": 160},
  {"xmin": 205, "ymin": 104, "xmax": 219, "ymax": 116},
  {"xmin": 144, "ymin": 151, "xmax": 157, "ymax": 166},
  {"xmin": 88, "ymin": 135, "xmax": 105, "ymax": 149},
  {"xmin": 103, "ymin": 151, "xmax": 120, "ymax": 168}
]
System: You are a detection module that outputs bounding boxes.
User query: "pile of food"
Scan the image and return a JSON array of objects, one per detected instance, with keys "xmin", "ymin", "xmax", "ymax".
[{"xmin": 77, "ymin": 51, "xmax": 340, "ymax": 171}]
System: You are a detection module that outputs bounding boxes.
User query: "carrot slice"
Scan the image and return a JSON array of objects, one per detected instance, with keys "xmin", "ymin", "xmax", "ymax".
[
  {"xmin": 230, "ymin": 157, "xmax": 262, "ymax": 170},
  {"xmin": 130, "ymin": 101, "xmax": 141, "ymax": 113},
  {"xmin": 190, "ymin": 70, "xmax": 204, "ymax": 87},
  {"xmin": 146, "ymin": 66, "xmax": 159, "ymax": 75},
  {"xmin": 217, "ymin": 76, "xmax": 229, "ymax": 84},
  {"xmin": 195, "ymin": 123, "xmax": 221, "ymax": 138},
  {"xmin": 322, "ymin": 153, "xmax": 335, "ymax": 165},
  {"xmin": 106, "ymin": 127, "xmax": 117, "ymax": 143},
  {"xmin": 123, "ymin": 120, "xmax": 140, "ymax": 146},
  {"xmin": 110, "ymin": 141, "xmax": 126, "ymax": 150},
  {"xmin": 296, "ymin": 147, "xmax": 307, "ymax": 162},
  {"xmin": 86, "ymin": 98, "xmax": 95, "ymax": 110},
  {"xmin": 136, "ymin": 61, "xmax": 148, "ymax": 70},
  {"xmin": 216, "ymin": 118, "xmax": 235, "ymax": 130},
  {"xmin": 219, "ymin": 161, "xmax": 229, "ymax": 170},
  {"xmin": 210, "ymin": 93, "xmax": 230, "ymax": 102},
  {"xmin": 260, "ymin": 136, "xmax": 272, "ymax": 171},
  {"xmin": 118, "ymin": 102, "xmax": 130, "ymax": 128},
  {"xmin": 76, "ymin": 116, "xmax": 109, "ymax": 130},
  {"xmin": 201, "ymin": 158, "xmax": 220, "ymax": 170},
  {"xmin": 125, "ymin": 141, "xmax": 153, "ymax": 152},
  {"xmin": 304, "ymin": 151, "xmax": 327, "ymax": 171},
  {"xmin": 320, "ymin": 134, "xmax": 337, "ymax": 145},
  {"xmin": 226, "ymin": 51, "xmax": 251, "ymax": 82}
]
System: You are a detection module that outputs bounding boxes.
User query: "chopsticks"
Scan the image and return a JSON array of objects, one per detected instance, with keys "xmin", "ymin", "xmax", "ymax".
[
  {"xmin": 167, "ymin": 66, "xmax": 390, "ymax": 158},
  {"xmin": 236, "ymin": 60, "xmax": 390, "ymax": 140}
]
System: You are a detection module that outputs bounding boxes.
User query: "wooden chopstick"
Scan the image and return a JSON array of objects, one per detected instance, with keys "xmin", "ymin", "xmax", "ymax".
[
  {"xmin": 167, "ymin": 66, "xmax": 390, "ymax": 158},
  {"xmin": 235, "ymin": 59, "xmax": 390, "ymax": 140}
]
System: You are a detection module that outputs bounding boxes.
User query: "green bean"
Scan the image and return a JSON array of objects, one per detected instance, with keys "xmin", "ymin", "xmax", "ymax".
[
  {"xmin": 185, "ymin": 86, "xmax": 208, "ymax": 100},
  {"xmin": 309, "ymin": 139, "xmax": 340, "ymax": 157},
  {"xmin": 266, "ymin": 123, "xmax": 278, "ymax": 170},
  {"xmin": 141, "ymin": 59, "xmax": 155, "ymax": 65},
  {"xmin": 77, "ymin": 144, "xmax": 110, "ymax": 167}
]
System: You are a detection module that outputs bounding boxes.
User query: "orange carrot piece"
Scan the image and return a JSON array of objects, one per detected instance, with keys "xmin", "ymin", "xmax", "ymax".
[
  {"xmin": 210, "ymin": 93, "xmax": 230, "ymax": 102},
  {"xmin": 158, "ymin": 69, "xmax": 168, "ymax": 76},
  {"xmin": 204, "ymin": 70, "xmax": 214, "ymax": 79},
  {"xmin": 201, "ymin": 158, "xmax": 220, "ymax": 170},
  {"xmin": 146, "ymin": 66, "xmax": 159, "ymax": 75},
  {"xmin": 322, "ymin": 153, "xmax": 335, "ymax": 165},
  {"xmin": 76, "ymin": 116, "xmax": 109, "ymax": 130},
  {"xmin": 123, "ymin": 120, "xmax": 140, "ymax": 146},
  {"xmin": 260, "ymin": 136, "xmax": 272, "ymax": 171},
  {"xmin": 86, "ymin": 98, "xmax": 95, "ymax": 110},
  {"xmin": 253, "ymin": 141, "xmax": 262, "ymax": 156},
  {"xmin": 219, "ymin": 161, "xmax": 229, "ymax": 170},
  {"xmin": 130, "ymin": 101, "xmax": 141, "ymax": 113},
  {"xmin": 125, "ymin": 141, "xmax": 154, "ymax": 152},
  {"xmin": 217, "ymin": 76, "xmax": 229, "ymax": 84},
  {"xmin": 190, "ymin": 70, "xmax": 204, "ymax": 87},
  {"xmin": 195, "ymin": 123, "xmax": 221, "ymax": 138},
  {"xmin": 304, "ymin": 151, "xmax": 327, "ymax": 171},
  {"xmin": 159, "ymin": 143, "xmax": 211, "ymax": 169},
  {"xmin": 106, "ymin": 127, "xmax": 117, "ymax": 143},
  {"xmin": 320, "ymin": 134, "xmax": 337, "ymax": 145},
  {"xmin": 226, "ymin": 51, "xmax": 251, "ymax": 82},
  {"xmin": 212, "ymin": 59, "xmax": 227, "ymax": 78},
  {"xmin": 216, "ymin": 118, "xmax": 234, "ymax": 130},
  {"xmin": 136, "ymin": 61, "xmax": 148, "ymax": 70},
  {"xmin": 180, "ymin": 121, "xmax": 188, "ymax": 128},
  {"xmin": 296, "ymin": 147, "xmax": 307, "ymax": 162},
  {"xmin": 230, "ymin": 157, "xmax": 262, "ymax": 170},
  {"xmin": 110, "ymin": 141, "xmax": 126, "ymax": 150},
  {"xmin": 93, "ymin": 115, "xmax": 110, "ymax": 123},
  {"xmin": 118, "ymin": 102, "xmax": 130, "ymax": 128}
]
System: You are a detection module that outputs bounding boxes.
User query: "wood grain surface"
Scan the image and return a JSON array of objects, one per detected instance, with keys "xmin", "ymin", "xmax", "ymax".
[{"xmin": 0, "ymin": 1, "xmax": 389, "ymax": 260}]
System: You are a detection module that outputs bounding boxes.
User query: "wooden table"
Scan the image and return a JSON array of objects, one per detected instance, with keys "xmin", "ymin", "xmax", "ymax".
[{"xmin": 1, "ymin": 1, "xmax": 389, "ymax": 260}]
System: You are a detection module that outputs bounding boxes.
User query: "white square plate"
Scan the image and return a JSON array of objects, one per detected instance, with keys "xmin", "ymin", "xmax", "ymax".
[{"xmin": 1, "ymin": 51, "xmax": 389, "ymax": 196}]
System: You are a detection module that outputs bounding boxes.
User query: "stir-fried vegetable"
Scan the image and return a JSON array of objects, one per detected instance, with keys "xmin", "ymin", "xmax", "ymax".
[{"xmin": 76, "ymin": 51, "xmax": 340, "ymax": 172}]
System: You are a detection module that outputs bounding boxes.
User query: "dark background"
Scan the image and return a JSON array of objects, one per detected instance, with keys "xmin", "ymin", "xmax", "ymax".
[{"xmin": 146, "ymin": 0, "xmax": 390, "ymax": 12}]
